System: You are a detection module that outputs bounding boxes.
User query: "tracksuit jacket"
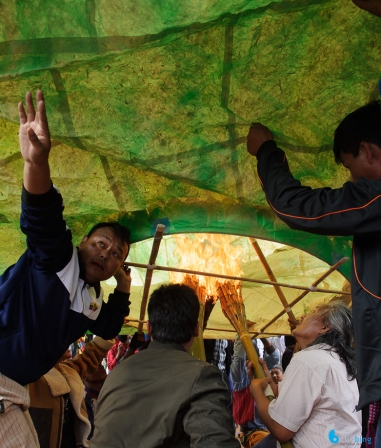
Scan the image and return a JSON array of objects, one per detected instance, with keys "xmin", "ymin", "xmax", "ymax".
[
  {"xmin": 0, "ymin": 184, "xmax": 130, "ymax": 386},
  {"xmin": 257, "ymin": 140, "xmax": 381, "ymax": 410}
]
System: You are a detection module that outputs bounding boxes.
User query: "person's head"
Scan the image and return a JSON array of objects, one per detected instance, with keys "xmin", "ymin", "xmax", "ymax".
[
  {"xmin": 147, "ymin": 283, "xmax": 200, "ymax": 347},
  {"xmin": 271, "ymin": 365, "xmax": 284, "ymax": 384},
  {"xmin": 77, "ymin": 222, "xmax": 130, "ymax": 284},
  {"xmin": 116, "ymin": 335, "xmax": 129, "ymax": 345},
  {"xmin": 293, "ymin": 301, "xmax": 356, "ymax": 379},
  {"xmin": 333, "ymin": 100, "xmax": 381, "ymax": 182}
]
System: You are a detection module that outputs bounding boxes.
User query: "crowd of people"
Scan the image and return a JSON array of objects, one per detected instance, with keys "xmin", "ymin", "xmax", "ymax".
[{"xmin": 0, "ymin": 2, "xmax": 381, "ymax": 447}]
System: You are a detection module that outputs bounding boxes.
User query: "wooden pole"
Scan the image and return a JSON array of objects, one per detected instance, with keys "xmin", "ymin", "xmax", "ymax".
[
  {"xmin": 250, "ymin": 238, "xmax": 297, "ymax": 325},
  {"xmin": 253, "ymin": 257, "xmax": 349, "ymax": 336},
  {"xmin": 137, "ymin": 224, "xmax": 166, "ymax": 336},
  {"xmin": 217, "ymin": 281, "xmax": 293, "ymax": 448},
  {"xmin": 127, "ymin": 261, "xmax": 350, "ymax": 296}
]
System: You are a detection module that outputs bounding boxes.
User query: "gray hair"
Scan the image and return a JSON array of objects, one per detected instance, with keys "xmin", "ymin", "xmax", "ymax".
[
  {"xmin": 309, "ymin": 301, "xmax": 356, "ymax": 380},
  {"xmin": 313, "ymin": 301, "xmax": 354, "ymax": 346}
]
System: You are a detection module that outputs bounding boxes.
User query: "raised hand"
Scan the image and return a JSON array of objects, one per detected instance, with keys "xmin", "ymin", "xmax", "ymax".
[
  {"xmin": 19, "ymin": 91, "xmax": 51, "ymax": 165},
  {"xmin": 114, "ymin": 264, "xmax": 132, "ymax": 294},
  {"xmin": 19, "ymin": 91, "xmax": 52, "ymax": 194},
  {"xmin": 247, "ymin": 122, "xmax": 274, "ymax": 157}
]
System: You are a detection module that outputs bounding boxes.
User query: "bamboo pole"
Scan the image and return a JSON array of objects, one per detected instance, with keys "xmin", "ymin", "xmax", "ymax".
[
  {"xmin": 253, "ymin": 257, "xmax": 349, "ymax": 336},
  {"xmin": 204, "ymin": 327, "xmax": 289, "ymax": 336},
  {"xmin": 127, "ymin": 261, "xmax": 350, "ymax": 296},
  {"xmin": 124, "ymin": 320, "xmax": 289, "ymax": 337},
  {"xmin": 217, "ymin": 281, "xmax": 293, "ymax": 448},
  {"xmin": 183, "ymin": 275, "xmax": 206, "ymax": 361},
  {"xmin": 250, "ymin": 238, "xmax": 297, "ymax": 325},
  {"xmin": 137, "ymin": 224, "xmax": 166, "ymax": 336},
  {"xmin": 124, "ymin": 318, "xmax": 147, "ymax": 323},
  {"xmin": 217, "ymin": 282, "xmax": 270, "ymax": 387}
]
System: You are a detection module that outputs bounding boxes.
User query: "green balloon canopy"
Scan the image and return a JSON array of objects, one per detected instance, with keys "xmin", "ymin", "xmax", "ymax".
[{"xmin": 0, "ymin": 0, "xmax": 380, "ymax": 289}]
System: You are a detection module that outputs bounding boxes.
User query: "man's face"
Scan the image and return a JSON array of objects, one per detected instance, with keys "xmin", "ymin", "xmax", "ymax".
[
  {"xmin": 292, "ymin": 310, "xmax": 329, "ymax": 349},
  {"xmin": 340, "ymin": 151, "xmax": 371, "ymax": 183},
  {"xmin": 340, "ymin": 144, "xmax": 381, "ymax": 183},
  {"xmin": 78, "ymin": 226, "xmax": 129, "ymax": 284}
]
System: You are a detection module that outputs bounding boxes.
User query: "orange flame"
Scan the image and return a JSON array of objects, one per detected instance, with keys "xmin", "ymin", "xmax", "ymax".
[{"xmin": 169, "ymin": 233, "xmax": 244, "ymax": 295}]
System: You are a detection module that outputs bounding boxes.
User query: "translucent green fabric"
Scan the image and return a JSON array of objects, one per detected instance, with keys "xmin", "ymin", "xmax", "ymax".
[{"xmin": 0, "ymin": 0, "xmax": 380, "ymax": 277}]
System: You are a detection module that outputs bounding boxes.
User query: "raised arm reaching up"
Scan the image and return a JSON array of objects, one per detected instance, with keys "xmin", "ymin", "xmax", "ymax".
[{"xmin": 18, "ymin": 90, "xmax": 52, "ymax": 194}]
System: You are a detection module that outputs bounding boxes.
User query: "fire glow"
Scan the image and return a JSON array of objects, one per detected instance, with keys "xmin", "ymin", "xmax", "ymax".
[{"xmin": 169, "ymin": 233, "xmax": 244, "ymax": 295}]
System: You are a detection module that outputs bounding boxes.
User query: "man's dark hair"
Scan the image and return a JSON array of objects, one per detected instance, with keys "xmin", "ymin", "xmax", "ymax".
[
  {"xmin": 333, "ymin": 100, "xmax": 381, "ymax": 164},
  {"xmin": 148, "ymin": 283, "xmax": 200, "ymax": 344},
  {"xmin": 87, "ymin": 222, "xmax": 131, "ymax": 258},
  {"xmin": 116, "ymin": 335, "xmax": 128, "ymax": 343}
]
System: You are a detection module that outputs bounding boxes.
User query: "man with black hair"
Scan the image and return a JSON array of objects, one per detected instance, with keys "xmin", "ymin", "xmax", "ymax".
[
  {"xmin": 91, "ymin": 283, "xmax": 240, "ymax": 448},
  {"xmin": 246, "ymin": 100, "xmax": 381, "ymax": 411},
  {"xmin": 0, "ymin": 91, "xmax": 132, "ymax": 447}
]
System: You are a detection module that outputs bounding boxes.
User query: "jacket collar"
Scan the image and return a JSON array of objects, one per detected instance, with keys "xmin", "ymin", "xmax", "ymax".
[
  {"xmin": 77, "ymin": 249, "xmax": 101, "ymax": 298},
  {"xmin": 148, "ymin": 340, "xmax": 188, "ymax": 353}
]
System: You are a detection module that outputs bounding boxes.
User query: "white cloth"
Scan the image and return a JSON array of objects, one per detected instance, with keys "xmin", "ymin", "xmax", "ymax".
[
  {"xmin": 0, "ymin": 373, "xmax": 39, "ymax": 448},
  {"xmin": 268, "ymin": 344, "xmax": 362, "ymax": 448}
]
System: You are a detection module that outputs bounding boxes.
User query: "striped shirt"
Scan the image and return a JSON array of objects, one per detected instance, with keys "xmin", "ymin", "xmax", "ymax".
[{"xmin": 0, "ymin": 373, "xmax": 39, "ymax": 448}]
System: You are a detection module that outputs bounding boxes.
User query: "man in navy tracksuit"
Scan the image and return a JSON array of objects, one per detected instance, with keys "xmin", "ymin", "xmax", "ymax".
[
  {"xmin": 0, "ymin": 91, "xmax": 132, "ymax": 446},
  {"xmin": 246, "ymin": 100, "xmax": 381, "ymax": 414}
]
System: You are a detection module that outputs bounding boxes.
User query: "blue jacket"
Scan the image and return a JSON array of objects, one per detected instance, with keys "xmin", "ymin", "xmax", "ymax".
[{"xmin": 0, "ymin": 185, "xmax": 130, "ymax": 385}]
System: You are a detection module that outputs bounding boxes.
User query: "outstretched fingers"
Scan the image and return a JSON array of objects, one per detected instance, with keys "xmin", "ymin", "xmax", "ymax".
[
  {"xmin": 18, "ymin": 101, "xmax": 27, "ymax": 125},
  {"xmin": 25, "ymin": 91, "xmax": 35, "ymax": 123},
  {"xmin": 36, "ymin": 90, "xmax": 50, "ymax": 138}
]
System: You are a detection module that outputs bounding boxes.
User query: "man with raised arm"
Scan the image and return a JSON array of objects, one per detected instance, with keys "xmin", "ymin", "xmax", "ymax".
[
  {"xmin": 246, "ymin": 100, "xmax": 381, "ymax": 411},
  {"xmin": 0, "ymin": 91, "xmax": 132, "ymax": 447}
]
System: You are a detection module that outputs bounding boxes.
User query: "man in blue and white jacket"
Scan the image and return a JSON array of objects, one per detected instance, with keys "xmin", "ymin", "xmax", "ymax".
[{"xmin": 0, "ymin": 91, "xmax": 132, "ymax": 447}]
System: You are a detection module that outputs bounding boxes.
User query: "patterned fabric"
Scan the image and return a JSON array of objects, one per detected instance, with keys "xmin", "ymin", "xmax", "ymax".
[
  {"xmin": 369, "ymin": 402, "xmax": 381, "ymax": 448},
  {"xmin": 245, "ymin": 430, "xmax": 272, "ymax": 448},
  {"xmin": 232, "ymin": 385, "xmax": 255, "ymax": 425},
  {"xmin": 0, "ymin": 373, "xmax": 39, "ymax": 448},
  {"xmin": 212, "ymin": 339, "xmax": 228, "ymax": 371}
]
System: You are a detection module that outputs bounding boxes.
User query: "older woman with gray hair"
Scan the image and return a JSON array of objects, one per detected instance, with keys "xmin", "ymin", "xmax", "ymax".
[{"xmin": 248, "ymin": 301, "xmax": 362, "ymax": 448}]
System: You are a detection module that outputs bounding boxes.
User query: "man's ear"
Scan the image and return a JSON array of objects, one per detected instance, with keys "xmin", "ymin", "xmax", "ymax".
[
  {"xmin": 359, "ymin": 142, "xmax": 374, "ymax": 164},
  {"xmin": 79, "ymin": 235, "xmax": 88, "ymax": 247},
  {"xmin": 147, "ymin": 320, "xmax": 153, "ymax": 337},
  {"xmin": 193, "ymin": 323, "xmax": 199, "ymax": 338},
  {"xmin": 318, "ymin": 325, "xmax": 331, "ymax": 336}
]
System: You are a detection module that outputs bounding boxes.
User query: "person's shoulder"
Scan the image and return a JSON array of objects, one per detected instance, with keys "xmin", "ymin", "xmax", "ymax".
[
  {"xmin": 292, "ymin": 346, "xmax": 342, "ymax": 372},
  {"xmin": 191, "ymin": 364, "xmax": 231, "ymax": 395}
]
